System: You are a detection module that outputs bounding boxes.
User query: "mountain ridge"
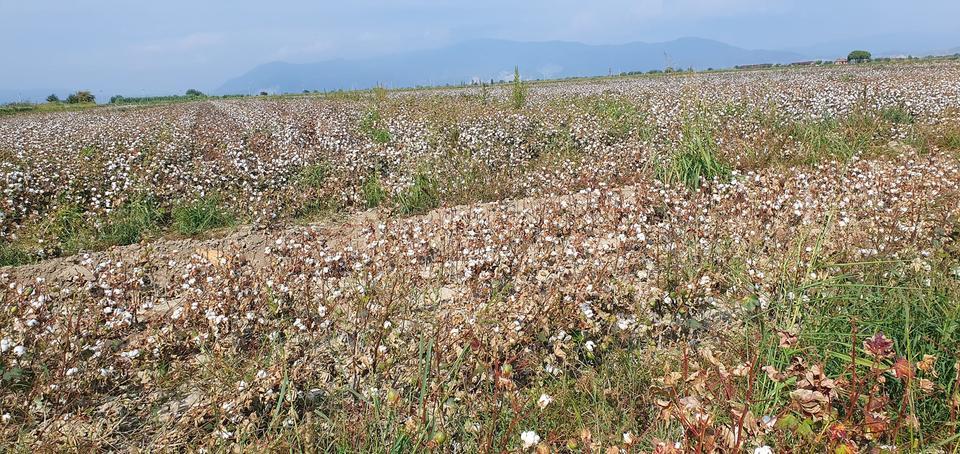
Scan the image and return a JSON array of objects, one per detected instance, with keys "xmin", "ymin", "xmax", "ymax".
[{"xmin": 216, "ymin": 37, "xmax": 806, "ymax": 95}]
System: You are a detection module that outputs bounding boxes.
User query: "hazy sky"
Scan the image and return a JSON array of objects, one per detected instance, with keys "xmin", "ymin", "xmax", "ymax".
[{"xmin": 3, "ymin": 0, "xmax": 959, "ymax": 96}]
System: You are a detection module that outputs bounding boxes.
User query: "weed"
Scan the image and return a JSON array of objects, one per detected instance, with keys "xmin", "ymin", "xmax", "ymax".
[
  {"xmin": 360, "ymin": 109, "xmax": 392, "ymax": 144},
  {"xmin": 395, "ymin": 171, "xmax": 440, "ymax": 216},
  {"xmin": 101, "ymin": 195, "xmax": 166, "ymax": 246},
  {"xmin": 0, "ymin": 241, "xmax": 33, "ymax": 267},
  {"xmin": 172, "ymin": 195, "xmax": 235, "ymax": 236},
  {"xmin": 881, "ymin": 105, "xmax": 915, "ymax": 124},
  {"xmin": 657, "ymin": 120, "xmax": 731, "ymax": 189},
  {"xmin": 42, "ymin": 202, "xmax": 94, "ymax": 255},
  {"xmin": 297, "ymin": 162, "xmax": 330, "ymax": 189},
  {"xmin": 362, "ymin": 173, "xmax": 388, "ymax": 209},
  {"xmin": 511, "ymin": 66, "xmax": 527, "ymax": 109}
]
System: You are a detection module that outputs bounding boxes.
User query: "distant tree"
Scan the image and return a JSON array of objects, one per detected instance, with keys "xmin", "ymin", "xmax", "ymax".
[
  {"xmin": 848, "ymin": 50, "xmax": 872, "ymax": 63},
  {"xmin": 66, "ymin": 91, "xmax": 95, "ymax": 104},
  {"xmin": 110, "ymin": 95, "xmax": 124, "ymax": 104},
  {"xmin": 259, "ymin": 91, "xmax": 268, "ymax": 96},
  {"xmin": 510, "ymin": 66, "xmax": 526, "ymax": 109},
  {"xmin": 46, "ymin": 94, "xmax": 60, "ymax": 103},
  {"xmin": 185, "ymin": 89, "xmax": 204, "ymax": 97}
]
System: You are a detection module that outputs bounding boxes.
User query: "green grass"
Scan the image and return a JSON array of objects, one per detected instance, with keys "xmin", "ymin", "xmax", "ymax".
[
  {"xmin": 395, "ymin": 171, "xmax": 440, "ymax": 216},
  {"xmin": 747, "ymin": 254, "xmax": 960, "ymax": 447},
  {"xmin": 362, "ymin": 173, "xmax": 388, "ymax": 209},
  {"xmin": 360, "ymin": 110, "xmax": 392, "ymax": 144},
  {"xmin": 172, "ymin": 195, "xmax": 235, "ymax": 236},
  {"xmin": 940, "ymin": 127, "xmax": 960, "ymax": 150},
  {"xmin": 41, "ymin": 202, "xmax": 95, "ymax": 255},
  {"xmin": 0, "ymin": 102, "xmax": 98, "ymax": 117},
  {"xmin": 297, "ymin": 162, "xmax": 331, "ymax": 189},
  {"xmin": 657, "ymin": 121, "xmax": 731, "ymax": 189},
  {"xmin": 588, "ymin": 97, "xmax": 652, "ymax": 143},
  {"xmin": 881, "ymin": 105, "xmax": 915, "ymax": 124},
  {"xmin": 100, "ymin": 196, "xmax": 166, "ymax": 246},
  {"xmin": 0, "ymin": 241, "xmax": 33, "ymax": 267}
]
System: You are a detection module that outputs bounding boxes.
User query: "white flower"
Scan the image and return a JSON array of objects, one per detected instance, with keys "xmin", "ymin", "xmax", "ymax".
[
  {"xmin": 537, "ymin": 393, "xmax": 553, "ymax": 409},
  {"xmin": 520, "ymin": 431, "xmax": 540, "ymax": 450},
  {"xmin": 0, "ymin": 338, "xmax": 10, "ymax": 352},
  {"xmin": 754, "ymin": 446, "xmax": 774, "ymax": 454},
  {"xmin": 1, "ymin": 413, "xmax": 10, "ymax": 423},
  {"xmin": 584, "ymin": 340, "xmax": 596, "ymax": 352},
  {"xmin": 66, "ymin": 368, "xmax": 78, "ymax": 376},
  {"xmin": 120, "ymin": 349, "xmax": 140, "ymax": 359},
  {"xmin": 623, "ymin": 432, "xmax": 634, "ymax": 445},
  {"xmin": 12, "ymin": 345, "xmax": 25, "ymax": 357},
  {"xmin": 256, "ymin": 369, "xmax": 268, "ymax": 380}
]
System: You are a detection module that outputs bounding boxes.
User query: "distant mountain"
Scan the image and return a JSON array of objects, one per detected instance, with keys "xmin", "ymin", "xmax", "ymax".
[{"xmin": 216, "ymin": 37, "xmax": 805, "ymax": 95}]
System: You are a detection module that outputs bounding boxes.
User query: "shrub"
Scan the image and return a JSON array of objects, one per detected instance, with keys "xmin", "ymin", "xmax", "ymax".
[
  {"xmin": 185, "ymin": 89, "xmax": 204, "ymax": 97},
  {"xmin": 46, "ymin": 94, "xmax": 59, "ymax": 103},
  {"xmin": 657, "ymin": 121, "xmax": 730, "ymax": 189},
  {"xmin": 395, "ymin": 171, "xmax": 439, "ymax": 216},
  {"xmin": 172, "ymin": 196, "xmax": 234, "ymax": 236}
]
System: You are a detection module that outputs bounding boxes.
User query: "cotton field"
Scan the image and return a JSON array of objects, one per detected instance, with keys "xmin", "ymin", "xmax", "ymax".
[{"xmin": 1, "ymin": 62, "xmax": 960, "ymax": 451}]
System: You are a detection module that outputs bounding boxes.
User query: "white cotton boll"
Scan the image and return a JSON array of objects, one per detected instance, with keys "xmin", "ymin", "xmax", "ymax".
[{"xmin": 520, "ymin": 431, "xmax": 540, "ymax": 450}]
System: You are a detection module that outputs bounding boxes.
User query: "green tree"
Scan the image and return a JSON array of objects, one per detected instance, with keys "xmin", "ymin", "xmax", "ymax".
[
  {"xmin": 46, "ymin": 94, "xmax": 60, "ymax": 103},
  {"xmin": 511, "ymin": 66, "xmax": 526, "ymax": 109},
  {"xmin": 66, "ymin": 91, "xmax": 95, "ymax": 104},
  {"xmin": 847, "ymin": 50, "xmax": 872, "ymax": 63},
  {"xmin": 185, "ymin": 89, "xmax": 204, "ymax": 97}
]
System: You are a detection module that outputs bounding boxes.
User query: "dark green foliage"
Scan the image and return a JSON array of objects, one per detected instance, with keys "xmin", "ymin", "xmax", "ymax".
[
  {"xmin": 848, "ymin": 50, "xmax": 872, "ymax": 63},
  {"xmin": 46, "ymin": 94, "xmax": 59, "ymax": 103},
  {"xmin": 185, "ymin": 89, "xmax": 204, "ymax": 97},
  {"xmin": 66, "ymin": 91, "xmax": 95, "ymax": 104}
]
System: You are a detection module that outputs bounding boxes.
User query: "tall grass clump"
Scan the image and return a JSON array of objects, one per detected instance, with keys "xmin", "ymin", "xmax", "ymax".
[
  {"xmin": 511, "ymin": 66, "xmax": 527, "ymax": 110},
  {"xmin": 395, "ymin": 171, "xmax": 440, "ymax": 216},
  {"xmin": 101, "ymin": 195, "xmax": 166, "ymax": 246},
  {"xmin": 657, "ymin": 121, "xmax": 730, "ymax": 190},
  {"xmin": 172, "ymin": 195, "xmax": 235, "ymax": 236}
]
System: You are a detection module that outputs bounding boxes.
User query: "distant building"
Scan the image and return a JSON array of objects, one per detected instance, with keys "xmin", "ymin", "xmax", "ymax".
[{"xmin": 834, "ymin": 58, "xmax": 849, "ymax": 65}]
